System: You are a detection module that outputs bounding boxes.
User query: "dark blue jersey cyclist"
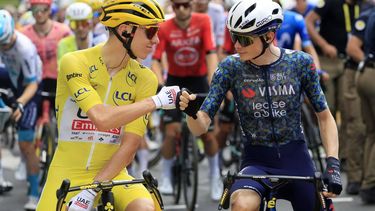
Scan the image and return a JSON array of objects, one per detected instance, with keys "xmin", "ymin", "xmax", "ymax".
[{"xmin": 177, "ymin": 0, "xmax": 342, "ymax": 211}]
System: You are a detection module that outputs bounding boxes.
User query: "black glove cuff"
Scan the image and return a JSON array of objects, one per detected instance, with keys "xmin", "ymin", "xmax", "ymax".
[{"xmin": 326, "ymin": 157, "xmax": 340, "ymax": 168}]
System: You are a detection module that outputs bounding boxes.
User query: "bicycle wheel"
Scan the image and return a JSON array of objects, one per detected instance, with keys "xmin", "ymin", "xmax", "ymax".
[
  {"xmin": 146, "ymin": 126, "xmax": 163, "ymax": 168},
  {"xmin": 172, "ymin": 159, "xmax": 182, "ymax": 204},
  {"xmin": 181, "ymin": 128, "xmax": 198, "ymax": 211},
  {"xmin": 39, "ymin": 124, "xmax": 56, "ymax": 187}
]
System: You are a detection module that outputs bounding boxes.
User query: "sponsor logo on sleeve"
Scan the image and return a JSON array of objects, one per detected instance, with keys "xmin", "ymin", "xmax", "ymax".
[
  {"xmin": 89, "ymin": 65, "xmax": 98, "ymax": 79},
  {"xmin": 66, "ymin": 72, "xmax": 82, "ymax": 81},
  {"xmin": 74, "ymin": 88, "xmax": 90, "ymax": 101}
]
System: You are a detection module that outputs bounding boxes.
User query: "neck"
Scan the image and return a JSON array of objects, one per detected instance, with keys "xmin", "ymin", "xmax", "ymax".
[
  {"xmin": 34, "ymin": 19, "xmax": 52, "ymax": 36},
  {"xmin": 102, "ymin": 37, "xmax": 130, "ymax": 74},
  {"xmin": 75, "ymin": 35, "xmax": 89, "ymax": 50},
  {"xmin": 174, "ymin": 16, "xmax": 191, "ymax": 29},
  {"xmin": 250, "ymin": 45, "xmax": 281, "ymax": 66}
]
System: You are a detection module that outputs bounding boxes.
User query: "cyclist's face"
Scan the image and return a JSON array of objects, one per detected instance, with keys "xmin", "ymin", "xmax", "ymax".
[
  {"xmin": 127, "ymin": 24, "xmax": 160, "ymax": 59},
  {"xmin": 31, "ymin": 4, "xmax": 50, "ymax": 24},
  {"xmin": 70, "ymin": 20, "xmax": 92, "ymax": 40},
  {"xmin": 172, "ymin": 0, "xmax": 192, "ymax": 21},
  {"xmin": 233, "ymin": 33, "xmax": 265, "ymax": 61}
]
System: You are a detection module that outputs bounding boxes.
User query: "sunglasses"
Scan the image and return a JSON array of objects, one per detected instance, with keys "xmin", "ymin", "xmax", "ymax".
[
  {"xmin": 230, "ymin": 32, "xmax": 256, "ymax": 47},
  {"xmin": 128, "ymin": 24, "xmax": 160, "ymax": 40},
  {"xmin": 31, "ymin": 6, "xmax": 50, "ymax": 14},
  {"xmin": 172, "ymin": 2, "xmax": 192, "ymax": 10},
  {"xmin": 70, "ymin": 20, "xmax": 91, "ymax": 30}
]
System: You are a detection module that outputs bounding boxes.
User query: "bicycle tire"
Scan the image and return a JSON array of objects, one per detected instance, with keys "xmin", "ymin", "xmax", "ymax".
[
  {"xmin": 172, "ymin": 159, "xmax": 182, "ymax": 204},
  {"xmin": 181, "ymin": 127, "xmax": 198, "ymax": 211},
  {"xmin": 39, "ymin": 124, "xmax": 56, "ymax": 187},
  {"xmin": 146, "ymin": 127, "xmax": 163, "ymax": 168}
]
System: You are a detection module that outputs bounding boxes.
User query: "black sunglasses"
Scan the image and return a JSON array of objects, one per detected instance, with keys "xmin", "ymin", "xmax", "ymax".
[
  {"xmin": 128, "ymin": 24, "xmax": 160, "ymax": 40},
  {"xmin": 229, "ymin": 32, "xmax": 256, "ymax": 47},
  {"xmin": 31, "ymin": 6, "xmax": 50, "ymax": 14},
  {"xmin": 172, "ymin": 2, "xmax": 192, "ymax": 10}
]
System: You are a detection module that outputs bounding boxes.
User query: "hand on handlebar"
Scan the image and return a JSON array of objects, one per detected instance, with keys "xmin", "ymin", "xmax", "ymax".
[{"xmin": 67, "ymin": 189, "xmax": 97, "ymax": 211}]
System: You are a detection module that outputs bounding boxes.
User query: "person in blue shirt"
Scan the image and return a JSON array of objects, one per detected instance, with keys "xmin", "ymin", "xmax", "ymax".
[
  {"xmin": 292, "ymin": 0, "xmax": 316, "ymax": 17},
  {"xmin": 177, "ymin": 0, "xmax": 342, "ymax": 210}
]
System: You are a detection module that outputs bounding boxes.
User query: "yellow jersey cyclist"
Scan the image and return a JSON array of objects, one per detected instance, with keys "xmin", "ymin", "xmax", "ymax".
[
  {"xmin": 37, "ymin": 0, "xmax": 180, "ymax": 210},
  {"xmin": 57, "ymin": 1, "xmax": 107, "ymax": 65}
]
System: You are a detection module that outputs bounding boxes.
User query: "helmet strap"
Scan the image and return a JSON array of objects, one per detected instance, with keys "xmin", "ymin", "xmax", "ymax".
[
  {"xmin": 252, "ymin": 36, "xmax": 270, "ymax": 60},
  {"xmin": 111, "ymin": 26, "xmax": 137, "ymax": 59}
]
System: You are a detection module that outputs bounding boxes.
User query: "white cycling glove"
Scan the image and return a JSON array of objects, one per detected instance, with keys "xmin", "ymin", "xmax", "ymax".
[
  {"xmin": 151, "ymin": 86, "xmax": 180, "ymax": 110},
  {"xmin": 67, "ymin": 189, "xmax": 97, "ymax": 211}
]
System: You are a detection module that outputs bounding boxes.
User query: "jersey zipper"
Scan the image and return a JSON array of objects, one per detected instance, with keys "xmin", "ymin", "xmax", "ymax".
[
  {"xmin": 262, "ymin": 68, "xmax": 281, "ymax": 158},
  {"xmin": 85, "ymin": 77, "xmax": 113, "ymax": 170}
]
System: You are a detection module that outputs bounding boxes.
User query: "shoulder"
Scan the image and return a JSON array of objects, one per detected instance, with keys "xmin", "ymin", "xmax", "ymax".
[
  {"xmin": 129, "ymin": 60, "xmax": 158, "ymax": 87},
  {"xmin": 283, "ymin": 49, "xmax": 313, "ymax": 64},
  {"xmin": 19, "ymin": 24, "xmax": 33, "ymax": 35},
  {"xmin": 59, "ymin": 35, "xmax": 75, "ymax": 45},
  {"xmin": 192, "ymin": 13, "xmax": 211, "ymax": 22},
  {"xmin": 52, "ymin": 21, "xmax": 71, "ymax": 37},
  {"xmin": 218, "ymin": 55, "xmax": 241, "ymax": 72},
  {"xmin": 15, "ymin": 32, "xmax": 37, "ymax": 55}
]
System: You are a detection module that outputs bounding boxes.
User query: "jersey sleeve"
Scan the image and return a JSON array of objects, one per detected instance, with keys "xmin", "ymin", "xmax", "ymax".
[
  {"xmin": 152, "ymin": 24, "xmax": 167, "ymax": 60},
  {"xmin": 300, "ymin": 53, "xmax": 328, "ymax": 112},
  {"xmin": 59, "ymin": 52, "xmax": 102, "ymax": 113},
  {"xmin": 295, "ymin": 14, "xmax": 312, "ymax": 48},
  {"xmin": 19, "ymin": 43, "xmax": 42, "ymax": 84},
  {"xmin": 200, "ymin": 57, "xmax": 233, "ymax": 120},
  {"xmin": 202, "ymin": 15, "xmax": 216, "ymax": 52},
  {"xmin": 124, "ymin": 65, "xmax": 158, "ymax": 137}
]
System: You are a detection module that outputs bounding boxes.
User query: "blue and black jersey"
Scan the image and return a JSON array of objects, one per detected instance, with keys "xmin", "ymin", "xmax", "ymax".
[{"xmin": 201, "ymin": 48, "xmax": 327, "ymax": 147}]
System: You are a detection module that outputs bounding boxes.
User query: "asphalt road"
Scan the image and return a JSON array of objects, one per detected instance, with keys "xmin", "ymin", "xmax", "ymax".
[{"xmin": 1, "ymin": 147, "xmax": 375, "ymax": 211}]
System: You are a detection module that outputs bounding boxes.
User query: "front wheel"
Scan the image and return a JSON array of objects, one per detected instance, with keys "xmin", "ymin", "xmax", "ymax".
[{"xmin": 182, "ymin": 130, "xmax": 198, "ymax": 211}]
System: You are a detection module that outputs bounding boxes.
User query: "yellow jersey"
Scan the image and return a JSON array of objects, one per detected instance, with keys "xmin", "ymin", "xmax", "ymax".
[{"xmin": 54, "ymin": 43, "xmax": 157, "ymax": 170}]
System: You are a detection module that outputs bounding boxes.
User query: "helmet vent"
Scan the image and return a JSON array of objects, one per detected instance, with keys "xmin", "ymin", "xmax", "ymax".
[
  {"xmin": 234, "ymin": 16, "xmax": 242, "ymax": 28},
  {"xmin": 242, "ymin": 19, "xmax": 255, "ymax": 30},
  {"xmin": 272, "ymin": 8, "xmax": 279, "ymax": 15},
  {"xmin": 244, "ymin": 3, "xmax": 256, "ymax": 17}
]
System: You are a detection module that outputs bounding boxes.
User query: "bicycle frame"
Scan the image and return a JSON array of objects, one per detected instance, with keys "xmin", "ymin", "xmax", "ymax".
[
  {"xmin": 218, "ymin": 172, "xmax": 329, "ymax": 211},
  {"xmin": 56, "ymin": 170, "xmax": 164, "ymax": 211}
]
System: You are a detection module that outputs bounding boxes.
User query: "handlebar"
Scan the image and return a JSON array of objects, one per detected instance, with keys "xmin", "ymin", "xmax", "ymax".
[
  {"xmin": 56, "ymin": 170, "xmax": 163, "ymax": 211},
  {"xmin": 218, "ymin": 171, "xmax": 327, "ymax": 210}
]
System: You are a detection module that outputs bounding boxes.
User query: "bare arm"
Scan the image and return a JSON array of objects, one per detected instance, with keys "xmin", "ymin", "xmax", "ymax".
[
  {"xmin": 151, "ymin": 59, "xmax": 165, "ymax": 85},
  {"xmin": 206, "ymin": 52, "xmax": 218, "ymax": 85},
  {"xmin": 346, "ymin": 35, "xmax": 364, "ymax": 62},
  {"xmin": 87, "ymin": 98, "xmax": 156, "ymax": 131},
  {"xmin": 94, "ymin": 132, "xmax": 141, "ymax": 181},
  {"xmin": 305, "ymin": 12, "xmax": 328, "ymax": 50},
  {"xmin": 316, "ymin": 108, "xmax": 339, "ymax": 159},
  {"xmin": 16, "ymin": 82, "xmax": 38, "ymax": 105}
]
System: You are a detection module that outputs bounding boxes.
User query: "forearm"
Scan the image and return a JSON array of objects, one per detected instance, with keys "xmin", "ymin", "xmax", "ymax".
[
  {"xmin": 88, "ymin": 98, "xmax": 156, "ymax": 131},
  {"xmin": 17, "ymin": 82, "xmax": 38, "ymax": 105},
  {"xmin": 305, "ymin": 14, "xmax": 328, "ymax": 49},
  {"xmin": 346, "ymin": 36, "xmax": 364, "ymax": 62},
  {"xmin": 317, "ymin": 110, "xmax": 339, "ymax": 159},
  {"xmin": 94, "ymin": 133, "xmax": 141, "ymax": 181},
  {"xmin": 187, "ymin": 110, "xmax": 211, "ymax": 136}
]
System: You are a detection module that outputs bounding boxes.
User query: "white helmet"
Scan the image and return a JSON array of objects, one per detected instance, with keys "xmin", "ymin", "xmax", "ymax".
[
  {"xmin": 65, "ymin": 2, "xmax": 93, "ymax": 21},
  {"xmin": 227, "ymin": 0, "xmax": 283, "ymax": 36},
  {"xmin": 0, "ymin": 10, "xmax": 15, "ymax": 45}
]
